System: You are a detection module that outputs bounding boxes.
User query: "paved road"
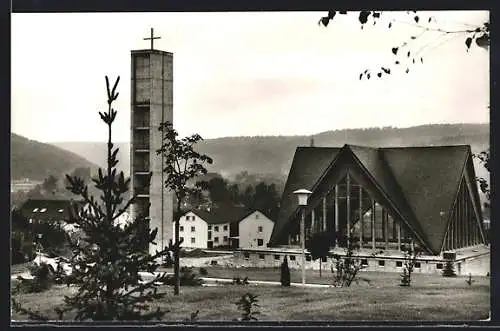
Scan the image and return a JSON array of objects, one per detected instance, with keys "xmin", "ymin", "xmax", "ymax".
[
  {"xmin": 138, "ymin": 271, "xmax": 334, "ymax": 288},
  {"xmin": 12, "ymin": 270, "xmax": 333, "ymax": 288}
]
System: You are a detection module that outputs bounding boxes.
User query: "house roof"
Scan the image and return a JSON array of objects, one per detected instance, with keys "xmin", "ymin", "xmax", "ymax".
[
  {"xmin": 269, "ymin": 144, "xmax": 480, "ymax": 254},
  {"xmin": 19, "ymin": 198, "xmax": 85, "ymax": 222},
  {"xmin": 186, "ymin": 206, "xmax": 250, "ymax": 225}
]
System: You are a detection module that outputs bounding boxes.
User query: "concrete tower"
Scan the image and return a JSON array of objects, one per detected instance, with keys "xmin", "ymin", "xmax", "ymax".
[{"xmin": 130, "ymin": 29, "xmax": 174, "ymax": 256}]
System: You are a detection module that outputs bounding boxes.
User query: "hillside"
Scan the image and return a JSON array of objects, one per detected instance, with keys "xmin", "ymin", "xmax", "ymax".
[
  {"xmin": 11, "ymin": 133, "xmax": 99, "ymax": 181},
  {"xmin": 50, "ymin": 123, "xmax": 489, "ymax": 182}
]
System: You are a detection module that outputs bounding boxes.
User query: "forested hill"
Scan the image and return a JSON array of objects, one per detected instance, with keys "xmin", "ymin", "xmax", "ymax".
[
  {"xmin": 50, "ymin": 123, "xmax": 488, "ymax": 181},
  {"xmin": 11, "ymin": 133, "xmax": 99, "ymax": 181}
]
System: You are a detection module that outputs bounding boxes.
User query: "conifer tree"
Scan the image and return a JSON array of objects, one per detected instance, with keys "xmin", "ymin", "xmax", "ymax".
[
  {"xmin": 50, "ymin": 76, "xmax": 172, "ymax": 320},
  {"xmin": 442, "ymin": 259, "xmax": 457, "ymax": 277},
  {"xmin": 280, "ymin": 255, "xmax": 291, "ymax": 286}
]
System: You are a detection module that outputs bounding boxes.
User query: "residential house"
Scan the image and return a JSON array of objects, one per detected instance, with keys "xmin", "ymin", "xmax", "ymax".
[
  {"xmin": 177, "ymin": 207, "xmax": 248, "ymax": 249},
  {"xmin": 19, "ymin": 198, "xmax": 85, "ymax": 226},
  {"xmin": 230, "ymin": 210, "xmax": 274, "ymax": 249}
]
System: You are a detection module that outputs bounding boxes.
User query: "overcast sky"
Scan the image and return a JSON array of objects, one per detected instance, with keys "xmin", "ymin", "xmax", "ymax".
[{"xmin": 12, "ymin": 11, "xmax": 489, "ymax": 143}]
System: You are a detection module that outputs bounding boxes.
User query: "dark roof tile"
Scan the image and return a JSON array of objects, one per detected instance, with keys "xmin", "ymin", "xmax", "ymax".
[{"xmin": 381, "ymin": 145, "xmax": 470, "ymax": 253}]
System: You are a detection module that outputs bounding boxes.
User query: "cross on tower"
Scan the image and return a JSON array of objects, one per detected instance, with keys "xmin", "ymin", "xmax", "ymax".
[{"xmin": 143, "ymin": 28, "xmax": 161, "ymax": 50}]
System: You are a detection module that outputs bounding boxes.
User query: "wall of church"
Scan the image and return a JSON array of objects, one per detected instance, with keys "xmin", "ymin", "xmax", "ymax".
[{"xmin": 232, "ymin": 248, "xmax": 490, "ymax": 276}]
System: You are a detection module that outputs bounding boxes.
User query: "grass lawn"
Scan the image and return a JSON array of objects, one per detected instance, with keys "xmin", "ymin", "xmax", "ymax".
[{"xmin": 11, "ymin": 271, "xmax": 490, "ymax": 322}]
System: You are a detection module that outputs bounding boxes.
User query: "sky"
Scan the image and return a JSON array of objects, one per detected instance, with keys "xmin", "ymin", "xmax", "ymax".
[{"xmin": 11, "ymin": 11, "xmax": 489, "ymax": 142}]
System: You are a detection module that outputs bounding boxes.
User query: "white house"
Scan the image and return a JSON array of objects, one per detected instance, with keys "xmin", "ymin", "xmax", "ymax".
[
  {"xmin": 177, "ymin": 211, "xmax": 208, "ymax": 249},
  {"xmin": 176, "ymin": 209, "xmax": 236, "ymax": 249},
  {"xmin": 233, "ymin": 210, "xmax": 274, "ymax": 249}
]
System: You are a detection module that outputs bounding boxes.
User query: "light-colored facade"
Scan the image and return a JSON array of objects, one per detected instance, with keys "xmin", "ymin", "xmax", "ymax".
[
  {"xmin": 208, "ymin": 222, "xmax": 231, "ymax": 248},
  {"xmin": 238, "ymin": 210, "xmax": 274, "ymax": 249},
  {"xmin": 176, "ymin": 211, "xmax": 230, "ymax": 249},
  {"xmin": 177, "ymin": 211, "xmax": 208, "ymax": 249},
  {"xmin": 129, "ymin": 48, "xmax": 174, "ymax": 256}
]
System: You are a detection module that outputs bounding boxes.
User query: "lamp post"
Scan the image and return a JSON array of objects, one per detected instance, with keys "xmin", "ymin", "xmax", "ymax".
[{"xmin": 293, "ymin": 189, "xmax": 312, "ymax": 285}]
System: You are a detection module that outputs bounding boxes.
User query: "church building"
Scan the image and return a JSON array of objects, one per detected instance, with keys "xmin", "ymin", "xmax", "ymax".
[{"xmin": 238, "ymin": 144, "xmax": 489, "ymax": 275}]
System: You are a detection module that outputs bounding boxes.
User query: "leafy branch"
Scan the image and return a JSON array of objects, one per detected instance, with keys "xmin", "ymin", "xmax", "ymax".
[
  {"xmin": 156, "ymin": 121, "xmax": 213, "ymax": 296},
  {"xmin": 319, "ymin": 11, "xmax": 489, "ymax": 80}
]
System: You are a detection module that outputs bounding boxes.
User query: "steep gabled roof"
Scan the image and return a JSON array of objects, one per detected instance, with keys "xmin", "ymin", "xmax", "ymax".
[
  {"xmin": 231, "ymin": 209, "xmax": 274, "ymax": 237},
  {"xmin": 381, "ymin": 145, "xmax": 471, "ymax": 253},
  {"xmin": 269, "ymin": 147, "xmax": 341, "ymax": 244},
  {"xmin": 349, "ymin": 145, "xmax": 429, "ymax": 250},
  {"xmin": 269, "ymin": 144, "xmax": 479, "ymax": 255}
]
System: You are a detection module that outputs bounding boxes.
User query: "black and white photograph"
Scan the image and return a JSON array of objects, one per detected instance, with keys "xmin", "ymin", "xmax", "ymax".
[{"xmin": 10, "ymin": 10, "xmax": 490, "ymax": 322}]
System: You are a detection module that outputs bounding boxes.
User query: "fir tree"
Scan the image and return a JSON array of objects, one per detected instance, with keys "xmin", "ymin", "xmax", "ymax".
[
  {"xmin": 442, "ymin": 259, "xmax": 457, "ymax": 277},
  {"xmin": 17, "ymin": 76, "xmax": 174, "ymax": 321},
  {"xmin": 280, "ymin": 255, "xmax": 291, "ymax": 286}
]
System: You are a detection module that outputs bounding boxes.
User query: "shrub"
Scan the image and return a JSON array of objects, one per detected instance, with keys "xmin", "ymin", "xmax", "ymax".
[
  {"xmin": 235, "ymin": 293, "xmax": 260, "ymax": 321},
  {"xmin": 465, "ymin": 273, "xmax": 474, "ymax": 286},
  {"xmin": 165, "ymin": 266, "xmax": 203, "ymax": 286},
  {"xmin": 15, "ymin": 262, "xmax": 54, "ymax": 294},
  {"xmin": 185, "ymin": 310, "xmax": 199, "ymax": 322},
  {"xmin": 199, "ymin": 267, "xmax": 208, "ymax": 276},
  {"xmin": 232, "ymin": 276, "xmax": 249, "ymax": 285},
  {"xmin": 11, "ymin": 231, "xmax": 35, "ymax": 264},
  {"xmin": 442, "ymin": 260, "xmax": 457, "ymax": 277},
  {"xmin": 399, "ymin": 242, "xmax": 421, "ymax": 287},
  {"xmin": 400, "ymin": 266, "xmax": 411, "ymax": 286},
  {"xmin": 280, "ymin": 255, "xmax": 291, "ymax": 287},
  {"xmin": 330, "ymin": 233, "xmax": 375, "ymax": 287}
]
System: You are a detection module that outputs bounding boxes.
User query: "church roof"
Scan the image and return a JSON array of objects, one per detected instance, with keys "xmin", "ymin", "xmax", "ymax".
[
  {"xmin": 269, "ymin": 144, "xmax": 480, "ymax": 254},
  {"xmin": 270, "ymin": 147, "xmax": 340, "ymax": 243}
]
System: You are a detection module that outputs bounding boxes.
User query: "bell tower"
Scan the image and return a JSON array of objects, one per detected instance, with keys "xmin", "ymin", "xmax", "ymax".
[{"xmin": 130, "ymin": 28, "xmax": 174, "ymax": 255}]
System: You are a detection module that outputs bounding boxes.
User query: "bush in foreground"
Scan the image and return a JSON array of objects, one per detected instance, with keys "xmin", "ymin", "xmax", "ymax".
[{"xmin": 235, "ymin": 292, "xmax": 260, "ymax": 321}]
